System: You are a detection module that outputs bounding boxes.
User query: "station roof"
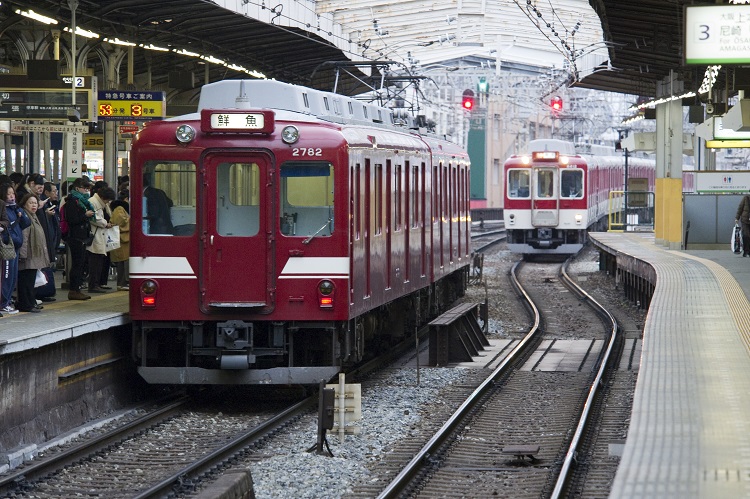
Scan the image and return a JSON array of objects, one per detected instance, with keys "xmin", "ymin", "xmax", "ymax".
[{"xmin": 0, "ymin": 0, "xmax": 709, "ymax": 100}]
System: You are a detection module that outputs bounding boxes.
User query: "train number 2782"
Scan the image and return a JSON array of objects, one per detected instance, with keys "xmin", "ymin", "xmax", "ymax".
[{"xmin": 292, "ymin": 148, "xmax": 322, "ymax": 157}]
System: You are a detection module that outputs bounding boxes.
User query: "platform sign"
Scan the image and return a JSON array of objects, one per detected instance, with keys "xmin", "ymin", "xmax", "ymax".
[
  {"xmin": 65, "ymin": 129, "xmax": 84, "ymax": 181},
  {"xmin": 695, "ymin": 171, "xmax": 750, "ymax": 193},
  {"xmin": 97, "ymin": 91, "xmax": 165, "ymax": 121},
  {"xmin": 685, "ymin": 5, "xmax": 750, "ymax": 64},
  {"xmin": 0, "ymin": 90, "xmax": 92, "ymax": 120}
]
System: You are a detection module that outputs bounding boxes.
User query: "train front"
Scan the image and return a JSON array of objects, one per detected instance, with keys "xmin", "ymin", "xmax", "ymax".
[
  {"xmin": 503, "ymin": 150, "xmax": 589, "ymax": 254},
  {"xmin": 129, "ymin": 105, "xmax": 350, "ymax": 385}
]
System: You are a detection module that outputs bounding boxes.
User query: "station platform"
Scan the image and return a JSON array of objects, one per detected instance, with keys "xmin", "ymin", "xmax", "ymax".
[
  {"xmin": 589, "ymin": 232, "xmax": 750, "ymax": 498},
  {"xmin": 0, "ymin": 276, "xmax": 129, "ymax": 355}
]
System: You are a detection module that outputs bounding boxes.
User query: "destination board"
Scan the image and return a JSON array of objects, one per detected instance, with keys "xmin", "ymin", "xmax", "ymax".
[{"xmin": 97, "ymin": 91, "xmax": 165, "ymax": 121}]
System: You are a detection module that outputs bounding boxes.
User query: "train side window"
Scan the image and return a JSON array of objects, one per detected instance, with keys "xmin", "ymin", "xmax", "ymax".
[
  {"xmin": 560, "ymin": 169, "xmax": 583, "ymax": 198},
  {"xmin": 507, "ymin": 169, "xmax": 530, "ymax": 198},
  {"xmin": 142, "ymin": 161, "xmax": 196, "ymax": 236},
  {"xmin": 279, "ymin": 161, "xmax": 334, "ymax": 238},
  {"xmin": 217, "ymin": 162, "xmax": 260, "ymax": 236}
]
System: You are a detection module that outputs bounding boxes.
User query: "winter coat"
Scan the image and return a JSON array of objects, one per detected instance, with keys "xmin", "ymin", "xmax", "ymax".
[
  {"xmin": 87, "ymin": 193, "xmax": 109, "ymax": 256},
  {"xmin": 19, "ymin": 211, "xmax": 51, "ymax": 271},
  {"xmin": 63, "ymin": 194, "xmax": 92, "ymax": 243},
  {"xmin": 738, "ymin": 195, "xmax": 750, "ymax": 225},
  {"xmin": 4, "ymin": 203, "xmax": 31, "ymax": 249},
  {"xmin": 109, "ymin": 206, "xmax": 130, "ymax": 263}
]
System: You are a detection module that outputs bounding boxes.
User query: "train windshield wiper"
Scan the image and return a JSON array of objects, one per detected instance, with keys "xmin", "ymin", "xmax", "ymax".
[{"xmin": 303, "ymin": 219, "xmax": 332, "ymax": 244}]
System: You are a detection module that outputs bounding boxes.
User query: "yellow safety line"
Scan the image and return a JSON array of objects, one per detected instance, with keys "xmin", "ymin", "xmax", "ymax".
[{"xmin": 680, "ymin": 253, "xmax": 750, "ymax": 356}]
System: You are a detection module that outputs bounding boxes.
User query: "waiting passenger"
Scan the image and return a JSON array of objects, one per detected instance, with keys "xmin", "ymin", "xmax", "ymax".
[
  {"xmin": 17, "ymin": 194, "xmax": 49, "ymax": 313},
  {"xmin": 109, "ymin": 190, "xmax": 130, "ymax": 291},
  {"xmin": 62, "ymin": 178, "xmax": 94, "ymax": 300},
  {"xmin": 86, "ymin": 187, "xmax": 116, "ymax": 294},
  {"xmin": 0, "ymin": 184, "xmax": 30, "ymax": 315}
]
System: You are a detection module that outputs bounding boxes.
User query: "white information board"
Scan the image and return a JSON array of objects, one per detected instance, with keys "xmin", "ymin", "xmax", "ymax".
[
  {"xmin": 685, "ymin": 5, "xmax": 750, "ymax": 64},
  {"xmin": 695, "ymin": 171, "xmax": 750, "ymax": 193}
]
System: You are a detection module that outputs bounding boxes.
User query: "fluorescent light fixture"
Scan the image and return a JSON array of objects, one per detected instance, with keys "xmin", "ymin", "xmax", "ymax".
[
  {"xmin": 139, "ymin": 43, "xmax": 169, "ymax": 52},
  {"xmin": 64, "ymin": 26, "xmax": 99, "ymax": 39},
  {"xmin": 104, "ymin": 37, "xmax": 136, "ymax": 47},
  {"xmin": 174, "ymin": 48, "xmax": 200, "ymax": 58},
  {"xmin": 201, "ymin": 55, "xmax": 225, "ymax": 65},
  {"xmin": 15, "ymin": 9, "xmax": 58, "ymax": 25},
  {"xmin": 628, "ymin": 92, "xmax": 696, "ymax": 112}
]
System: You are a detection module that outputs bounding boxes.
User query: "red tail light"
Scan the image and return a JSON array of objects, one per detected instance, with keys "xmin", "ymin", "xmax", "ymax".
[
  {"xmin": 318, "ymin": 280, "xmax": 334, "ymax": 308},
  {"xmin": 140, "ymin": 280, "xmax": 158, "ymax": 308},
  {"xmin": 319, "ymin": 296, "xmax": 333, "ymax": 307}
]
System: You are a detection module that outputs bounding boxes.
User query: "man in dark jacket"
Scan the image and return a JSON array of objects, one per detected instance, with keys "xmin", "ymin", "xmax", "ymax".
[
  {"xmin": 736, "ymin": 193, "xmax": 750, "ymax": 257},
  {"xmin": 62, "ymin": 177, "xmax": 95, "ymax": 300}
]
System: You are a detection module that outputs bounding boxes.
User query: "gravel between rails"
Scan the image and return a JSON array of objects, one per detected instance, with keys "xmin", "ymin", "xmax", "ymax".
[{"xmin": 181, "ymin": 243, "xmax": 643, "ymax": 499}]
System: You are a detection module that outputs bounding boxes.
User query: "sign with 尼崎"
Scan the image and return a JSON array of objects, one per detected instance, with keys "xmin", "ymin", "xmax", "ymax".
[{"xmin": 685, "ymin": 5, "xmax": 750, "ymax": 64}]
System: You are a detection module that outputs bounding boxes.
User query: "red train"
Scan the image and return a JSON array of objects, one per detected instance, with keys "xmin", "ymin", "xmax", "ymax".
[
  {"xmin": 128, "ymin": 79, "xmax": 471, "ymax": 385},
  {"xmin": 503, "ymin": 139, "xmax": 658, "ymax": 255}
]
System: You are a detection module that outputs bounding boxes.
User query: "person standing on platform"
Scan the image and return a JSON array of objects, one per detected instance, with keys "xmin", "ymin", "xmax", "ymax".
[
  {"xmin": 737, "ymin": 193, "xmax": 750, "ymax": 257},
  {"xmin": 62, "ymin": 178, "xmax": 94, "ymax": 300},
  {"xmin": 17, "ymin": 193, "xmax": 50, "ymax": 313},
  {"xmin": 0, "ymin": 190, "xmax": 9, "ymax": 317},
  {"xmin": 86, "ymin": 187, "xmax": 115, "ymax": 294},
  {"xmin": 0, "ymin": 184, "xmax": 30, "ymax": 314},
  {"xmin": 109, "ymin": 190, "xmax": 130, "ymax": 291}
]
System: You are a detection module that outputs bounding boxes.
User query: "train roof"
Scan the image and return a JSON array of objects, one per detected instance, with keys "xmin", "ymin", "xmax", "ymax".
[{"xmin": 193, "ymin": 79, "xmax": 395, "ymax": 129}]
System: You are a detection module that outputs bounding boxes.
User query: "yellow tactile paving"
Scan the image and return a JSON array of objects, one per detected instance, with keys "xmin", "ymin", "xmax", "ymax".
[{"xmin": 589, "ymin": 232, "xmax": 750, "ymax": 499}]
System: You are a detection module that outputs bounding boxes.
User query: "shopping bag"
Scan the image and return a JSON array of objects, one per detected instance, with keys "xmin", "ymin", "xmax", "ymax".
[
  {"xmin": 34, "ymin": 269, "xmax": 49, "ymax": 288},
  {"xmin": 732, "ymin": 223, "xmax": 743, "ymax": 254},
  {"xmin": 35, "ymin": 268, "xmax": 56, "ymax": 299},
  {"xmin": 104, "ymin": 225, "xmax": 121, "ymax": 251}
]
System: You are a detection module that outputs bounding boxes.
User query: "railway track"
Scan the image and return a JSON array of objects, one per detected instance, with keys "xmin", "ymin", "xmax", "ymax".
[
  {"xmin": 374, "ymin": 257, "xmax": 622, "ymax": 498},
  {"xmin": 0, "ymin": 394, "xmax": 313, "ymax": 498}
]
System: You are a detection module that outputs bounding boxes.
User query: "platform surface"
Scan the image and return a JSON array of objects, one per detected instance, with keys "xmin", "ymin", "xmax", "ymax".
[
  {"xmin": 0, "ymin": 271, "xmax": 129, "ymax": 355},
  {"xmin": 590, "ymin": 232, "xmax": 750, "ymax": 498}
]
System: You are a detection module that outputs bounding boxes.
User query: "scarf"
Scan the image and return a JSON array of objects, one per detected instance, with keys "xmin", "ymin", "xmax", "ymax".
[
  {"xmin": 71, "ymin": 189, "xmax": 95, "ymax": 220},
  {"xmin": 24, "ymin": 211, "xmax": 45, "ymax": 260}
]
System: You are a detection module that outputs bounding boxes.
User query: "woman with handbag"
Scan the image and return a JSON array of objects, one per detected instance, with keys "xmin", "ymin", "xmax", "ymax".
[
  {"xmin": 86, "ymin": 187, "xmax": 115, "ymax": 294},
  {"xmin": 109, "ymin": 190, "xmax": 130, "ymax": 291},
  {"xmin": 0, "ymin": 183, "xmax": 30, "ymax": 314},
  {"xmin": 62, "ymin": 177, "xmax": 95, "ymax": 300},
  {"xmin": 17, "ymin": 193, "xmax": 50, "ymax": 313}
]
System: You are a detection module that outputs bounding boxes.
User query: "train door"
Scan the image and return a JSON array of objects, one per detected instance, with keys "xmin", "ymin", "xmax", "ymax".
[
  {"xmin": 202, "ymin": 153, "xmax": 273, "ymax": 309},
  {"xmin": 531, "ymin": 166, "xmax": 559, "ymax": 226}
]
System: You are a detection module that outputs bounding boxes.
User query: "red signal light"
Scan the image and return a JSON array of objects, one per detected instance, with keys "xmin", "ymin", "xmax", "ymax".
[
  {"xmin": 462, "ymin": 89, "xmax": 475, "ymax": 111},
  {"xmin": 551, "ymin": 96, "xmax": 563, "ymax": 113}
]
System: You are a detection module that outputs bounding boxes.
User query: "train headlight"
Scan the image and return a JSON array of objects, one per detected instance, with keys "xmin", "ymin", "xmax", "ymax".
[
  {"xmin": 281, "ymin": 125, "xmax": 300, "ymax": 144},
  {"xmin": 560, "ymin": 156, "xmax": 569, "ymax": 166},
  {"xmin": 140, "ymin": 279, "xmax": 158, "ymax": 308},
  {"xmin": 318, "ymin": 279, "xmax": 335, "ymax": 308},
  {"xmin": 575, "ymin": 213, "xmax": 583, "ymax": 225},
  {"xmin": 521, "ymin": 156, "xmax": 530, "ymax": 165},
  {"xmin": 175, "ymin": 124, "xmax": 196, "ymax": 143},
  {"xmin": 509, "ymin": 213, "xmax": 515, "ymax": 225}
]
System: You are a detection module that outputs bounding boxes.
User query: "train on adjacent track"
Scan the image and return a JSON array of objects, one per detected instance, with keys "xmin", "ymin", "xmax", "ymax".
[
  {"xmin": 503, "ymin": 139, "xmax": 661, "ymax": 255},
  {"xmin": 128, "ymin": 79, "xmax": 471, "ymax": 385}
]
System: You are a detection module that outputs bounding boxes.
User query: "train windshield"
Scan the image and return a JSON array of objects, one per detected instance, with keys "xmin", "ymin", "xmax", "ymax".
[
  {"xmin": 142, "ymin": 161, "xmax": 197, "ymax": 236},
  {"xmin": 507, "ymin": 169, "xmax": 530, "ymax": 198},
  {"xmin": 217, "ymin": 162, "xmax": 261, "ymax": 236},
  {"xmin": 279, "ymin": 161, "xmax": 334, "ymax": 237},
  {"xmin": 560, "ymin": 169, "xmax": 583, "ymax": 198}
]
